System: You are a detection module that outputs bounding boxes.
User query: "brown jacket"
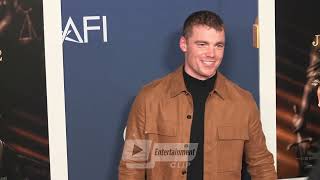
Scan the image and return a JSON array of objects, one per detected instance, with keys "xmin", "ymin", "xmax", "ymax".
[{"xmin": 119, "ymin": 66, "xmax": 276, "ymax": 180}]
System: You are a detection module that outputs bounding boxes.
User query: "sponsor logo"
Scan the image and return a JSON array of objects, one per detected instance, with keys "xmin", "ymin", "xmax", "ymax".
[{"xmin": 62, "ymin": 16, "xmax": 107, "ymax": 44}]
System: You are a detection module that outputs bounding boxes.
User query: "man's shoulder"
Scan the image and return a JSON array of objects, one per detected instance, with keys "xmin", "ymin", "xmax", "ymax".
[
  {"xmin": 136, "ymin": 71, "xmax": 175, "ymax": 99},
  {"xmin": 220, "ymin": 73, "xmax": 254, "ymax": 102}
]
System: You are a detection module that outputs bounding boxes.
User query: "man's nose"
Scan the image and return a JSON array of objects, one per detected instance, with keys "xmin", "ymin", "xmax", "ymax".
[{"xmin": 206, "ymin": 48, "xmax": 215, "ymax": 57}]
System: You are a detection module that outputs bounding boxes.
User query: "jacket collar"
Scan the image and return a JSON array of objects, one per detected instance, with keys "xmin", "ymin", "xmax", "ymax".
[{"xmin": 169, "ymin": 65, "xmax": 227, "ymax": 100}]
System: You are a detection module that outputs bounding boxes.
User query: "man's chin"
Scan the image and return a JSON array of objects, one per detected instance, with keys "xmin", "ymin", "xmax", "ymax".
[{"xmin": 201, "ymin": 71, "xmax": 216, "ymax": 79}]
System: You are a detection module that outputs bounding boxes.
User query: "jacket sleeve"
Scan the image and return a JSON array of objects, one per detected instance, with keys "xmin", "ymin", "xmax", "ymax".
[
  {"xmin": 244, "ymin": 94, "xmax": 277, "ymax": 180},
  {"xmin": 118, "ymin": 90, "xmax": 147, "ymax": 180}
]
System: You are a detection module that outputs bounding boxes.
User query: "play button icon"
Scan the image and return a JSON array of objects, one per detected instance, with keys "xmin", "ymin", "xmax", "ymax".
[
  {"xmin": 132, "ymin": 144, "xmax": 143, "ymax": 156},
  {"xmin": 122, "ymin": 140, "xmax": 152, "ymax": 162}
]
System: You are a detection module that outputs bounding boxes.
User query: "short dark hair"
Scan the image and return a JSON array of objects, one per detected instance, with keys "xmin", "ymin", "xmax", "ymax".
[{"xmin": 182, "ymin": 10, "xmax": 224, "ymax": 37}]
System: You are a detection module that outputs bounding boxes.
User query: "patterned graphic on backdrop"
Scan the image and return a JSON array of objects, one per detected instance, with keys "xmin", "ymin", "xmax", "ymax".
[
  {"xmin": 276, "ymin": 0, "xmax": 320, "ymax": 178},
  {"xmin": 0, "ymin": 0, "xmax": 50, "ymax": 179}
]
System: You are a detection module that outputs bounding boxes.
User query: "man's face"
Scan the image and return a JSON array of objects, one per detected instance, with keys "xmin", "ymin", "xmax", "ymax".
[{"xmin": 180, "ymin": 25, "xmax": 225, "ymax": 80}]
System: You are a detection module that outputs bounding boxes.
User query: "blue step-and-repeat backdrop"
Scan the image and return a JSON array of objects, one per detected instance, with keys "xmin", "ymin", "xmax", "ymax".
[{"xmin": 60, "ymin": 1, "xmax": 258, "ymax": 179}]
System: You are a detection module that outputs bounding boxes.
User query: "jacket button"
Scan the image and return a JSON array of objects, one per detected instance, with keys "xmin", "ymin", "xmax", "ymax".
[
  {"xmin": 187, "ymin": 115, "xmax": 192, "ymax": 119},
  {"xmin": 181, "ymin": 169, "xmax": 187, "ymax": 175}
]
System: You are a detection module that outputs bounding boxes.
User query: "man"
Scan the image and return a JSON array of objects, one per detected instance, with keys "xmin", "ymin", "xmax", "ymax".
[{"xmin": 119, "ymin": 10, "xmax": 276, "ymax": 180}]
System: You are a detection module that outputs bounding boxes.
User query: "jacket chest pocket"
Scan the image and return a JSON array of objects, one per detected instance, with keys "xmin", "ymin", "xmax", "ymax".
[
  {"xmin": 216, "ymin": 126, "xmax": 248, "ymax": 172},
  {"xmin": 144, "ymin": 117, "xmax": 177, "ymax": 143},
  {"xmin": 145, "ymin": 102, "xmax": 179, "ymax": 142}
]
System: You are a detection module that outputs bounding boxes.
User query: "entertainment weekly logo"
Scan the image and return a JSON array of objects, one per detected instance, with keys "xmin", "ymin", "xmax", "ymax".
[
  {"xmin": 62, "ymin": 16, "xmax": 108, "ymax": 44},
  {"xmin": 122, "ymin": 139, "xmax": 198, "ymax": 169}
]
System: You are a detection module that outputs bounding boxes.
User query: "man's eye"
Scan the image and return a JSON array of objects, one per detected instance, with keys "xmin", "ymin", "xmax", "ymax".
[
  {"xmin": 197, "ymin": 43, "xmax": 206, "ymax": 47},
  {"xmin": 216, "ymin": 44, "xmax": 224, "ymax": 48}
]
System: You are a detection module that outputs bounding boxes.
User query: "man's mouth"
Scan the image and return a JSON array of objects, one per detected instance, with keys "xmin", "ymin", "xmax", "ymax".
[{"xmin": 201, "ymin": 60, "xmax": 215, "ymax": 65}]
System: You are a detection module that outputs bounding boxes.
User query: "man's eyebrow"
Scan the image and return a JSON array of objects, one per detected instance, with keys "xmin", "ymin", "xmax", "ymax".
[
  {"xmin": 215, "ymin": 41, "xmax": 225, "ymax": 45},
  {"xmin": 194, "ymin": 40, "xmax": 209, "ymax": 44}
]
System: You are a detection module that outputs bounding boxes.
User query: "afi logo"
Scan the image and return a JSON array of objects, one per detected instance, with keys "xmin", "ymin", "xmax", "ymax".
[{"xmin": 62, "ymin": 16, "xmax": 107, "ymax": 43}]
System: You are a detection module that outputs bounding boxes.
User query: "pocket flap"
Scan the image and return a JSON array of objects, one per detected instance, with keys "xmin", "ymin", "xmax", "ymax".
[
  {"xmin": 145, "ymin": 119, "xmax": 176, "ymax": 137},
  {"xmin": 217, "ymin": 126, "xmax": 249, "ymax": 140}
]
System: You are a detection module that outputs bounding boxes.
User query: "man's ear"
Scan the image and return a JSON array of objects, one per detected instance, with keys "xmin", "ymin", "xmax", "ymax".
[{"xmin": 179, "ymin": 36, "xmax": 187, "ymax": 52}]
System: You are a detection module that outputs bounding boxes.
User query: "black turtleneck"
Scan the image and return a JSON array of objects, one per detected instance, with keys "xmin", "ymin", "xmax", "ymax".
[{"xmin": 183, "ymin": 69, "xmax": 216, "ymax": 180}]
